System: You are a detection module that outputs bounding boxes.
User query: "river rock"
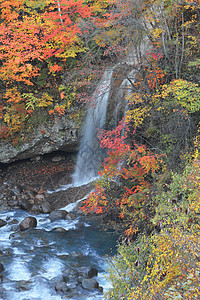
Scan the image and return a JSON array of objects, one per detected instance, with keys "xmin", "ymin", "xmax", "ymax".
[
  {"xmin": 85, "ymin": 267, "xmax": 98, "ymax": 278},
  {"xmin": 52, "ymin": 155, "xmax": 65, "ymax": 162},
  {"xmin": 70, "ymin": 251, "xmax": 83, "ymax": 257},
  {"xmin": 8, "ymin": 219, "xmax": 18, "ymax": 225},
  {"xmin": 0, "ymin": 263, "xmax": 4, "ymax": 273},
  {"xmin": 65, "ymin": 212, "xmax": 76, "ymax": 220},
  {"xmin": 41, "ymin": 201, "xmax": 51, "ymax": 213},
  {"xmin": 98, "ymin": 286, "xmax": 103, "ymax": 293},
  {"xmin": 49, "ymin": 210, "xmax": 68, "ymax": 221},
  {"xmin": 51, "ymin": 275, "xmax": 64, "ymax": 284},
  {"xmin": 35, "ymin": 194, "xmax": 45, "ymax": 201},
  {"xmin": 51, "ymin": 227, "xmax": 66, "ymax": 232},
  {"xmin": 11, "ymin": 224, "xmax": 19, "ymax": 231},
  {"xmin": 55, "ymin": 282, "xmax": 70, "ymax": 292},
  {"xmin": 0, "ymin": 219, "xmax": 7, "ymax": 228},
  {"xmin": 19, "ymin": 216, "xmax": 37, "ymax": 231},
  {"xmin": 7, "ymin": 196, "xmax": 18, "ymax": 207},
  {"xmin": 63, "ymin": 269, "xmax": 79, "ymax": 280},
  {"xmin": 62, "ymin": 272, "xmax": 70, "ymax": 283},
  {"xmin": 81, "ymin": 278, "xmax": 99, "ymax": 289},
  {"xmin": 3, "ymin": 248, "xmax": 12, "ymax": 256},
  {"xmin": 9, "ymin": 232, "xmax": 20, "ymax": 239},
  {"xmin": 12, "ymin": 183, "xmax": 23, "ymax": 195},
  {"xmin": 17, "ymin": 280, "xmax": 32, "ymax": 291},
  {"xmin": 18, "ymin": 196, "xmax": 33, "ymax": 210}
]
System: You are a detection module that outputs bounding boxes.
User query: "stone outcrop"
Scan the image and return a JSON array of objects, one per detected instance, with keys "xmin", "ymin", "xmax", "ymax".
[{"xmin": 0, "ymin": 114, "xmax": 80, "ymax": 163}]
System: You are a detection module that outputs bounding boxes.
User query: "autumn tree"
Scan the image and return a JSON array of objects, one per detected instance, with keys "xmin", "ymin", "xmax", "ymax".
[{"xmin": 0, "ymin": 0, "xmax": 92, "ymax": 140}]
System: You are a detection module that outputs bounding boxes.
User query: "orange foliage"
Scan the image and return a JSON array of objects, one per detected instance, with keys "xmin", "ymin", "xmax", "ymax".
[{"xmin": 81, "ymin": 119, "xmax": 165, "ymax": 235}]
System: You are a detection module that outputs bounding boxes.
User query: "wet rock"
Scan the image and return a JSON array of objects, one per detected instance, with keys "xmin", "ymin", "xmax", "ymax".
[
  {"xmin": 41, "ymin": 201, "xmax": 51, "ymax": 213},
  {"xmin": 98, "ymin": 286, "xmax": 103, "ymax": 293},
  {"xmin": 0, "ymin": 263, "xmax": 4, "ymax": 273},
  {"xmin": 51, "ymin": 227, "xmax": 66, "ymax": 232},
  {"xmin": 17, "ymin": 280, "xmax": 32, "ymax": 291},
  {"xmin": 3, "ymin": 248, "xmax": 12, "ymax": 256},
  {"xmin": 67, "ymin": 282, "xmax": 77, "ymax": 289},
  {"xmin": 70, "ymin": 251, "xmax": 83, "ymax": 257},
  {"xmin": 77, "ymin": 275, "xmax": 84, "ymax": 284},
  {"xmin": 30, "ymin": 156, "xmax": 42, "ymax": 162},
  {"xmin": 6, "ymin": 216, "xmax": 10, "ymax": 221},
  {"xmin": 51, "ymin": 275, "xmax": 64, "ymax": 284},
  {"xmin": 7, "ymin": 196, "xmax": 18, "ymax": 207},
  {"xmin": 63, "ymin": 269, "xmax": 79, "ymax": 280},
  {"xmin": 0, "ymin": 219, "xmax": 7, "ymax": 228},
  {"xmin": 11, "ymin": 224, "xmax": 19, "ymax": 231},
  {"xmin": 30, "ymin": 204, "xmax": 41, "ymax": 213},
  {"xmin": 85, "ymin": 267, "xmax": 98, "ymax": 278},
  {"xmin": 12, "ymin": 183, "xmax": 23, "ymax": 195},
  {"xmin": 65, "ymin": 212, "xmax": 76, "ymax": 220},
  {"xmin": 49, "ymin": 210, "xmax": 68, "ymax": 222},
  {"xmin": 35, "ymin": 194, "xmax": 45, "ymax": 201},
  {"xmin": 18, "ymin": 196, "xmax": 33, "ymax": 210},
  {"xmin": 55, "ymin": 282, "xmax": 70, "ymax": 292},
  {"xmin": 82, "ymin": 278, "xmax": 99, "ymax": 290},
  {"xmin": 62, "ymin": 272, "xmax": 70, "ymax": 283},
  {"xmin": 8, "ymin": 219, "xmax": 18, "ymax": 225},
  {"xmin": 52, "ymin": 156, "xmax": 65, "ymax": 163},
  {"xmin": 9, "ymin": 232, "xmax": 20, "ymax": 239},
  {"xmin": 19, "ymin": 216, "xmax": 37, "ymax": 231}
]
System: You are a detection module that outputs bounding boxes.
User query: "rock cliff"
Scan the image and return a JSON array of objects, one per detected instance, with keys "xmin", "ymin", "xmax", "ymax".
[{"xmin": 0, "ymin": 114, "xmax": 80, "ymax": 163}]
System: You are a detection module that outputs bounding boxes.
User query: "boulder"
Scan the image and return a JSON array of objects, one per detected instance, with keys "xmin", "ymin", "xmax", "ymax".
[
  {"xmin": 55, "ymin": 282, "xmax": 70, "ymax": 292},
  {"xmin": 81, "ymin": 278, "xmax": 99, "ymax": 290},
  {"xmin": 41, "ymin": 201, "xmax": 51, "ymax": 214},
  {"xmin": 19, "ymin": 216, "xmax": 37, "ymax": 231},
  {"xmin": 0, "ymin": 219, "xmax": 7, "ymax": 228},
  {"xmin": 85, "ymin": 267, "xmax": 98, "ymax": 278},
  {"xmin": 49, "ymin": 210, "xmax": 68, "ymax": 222},
  {"xmin": 18, "ymin": 196, "xmax": 33, "ymax": 210}
]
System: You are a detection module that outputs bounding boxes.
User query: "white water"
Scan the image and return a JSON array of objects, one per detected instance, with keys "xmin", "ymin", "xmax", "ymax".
[
  {"xmin": 0, "ymin": 66, "xmax": 136, "ymax": 300},
  {"xmin": 73, "ymin": 68, "xmax": 114, "ymax": 185},
  {"xmin": 0, "ymin": 208, "xmax": 116, "ymax": 300}
]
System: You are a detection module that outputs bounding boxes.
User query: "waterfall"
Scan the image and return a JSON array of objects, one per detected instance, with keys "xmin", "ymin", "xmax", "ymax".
[
  {"xmin": 73, "ymin": 68, "xmax": 114, "ymax": 185},
  {"xmin": 113, "ymin": 70, "xmax": 136, "ymax": 127}
]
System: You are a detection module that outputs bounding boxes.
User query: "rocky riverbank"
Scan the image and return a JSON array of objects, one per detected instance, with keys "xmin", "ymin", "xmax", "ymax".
[
  {"xmin": 0, "ymin": 153, "xmax": 117, "ymax": 299},
  {"xmin": 0, "ymin": 152, "xmax": 93, "ymax": 214}
]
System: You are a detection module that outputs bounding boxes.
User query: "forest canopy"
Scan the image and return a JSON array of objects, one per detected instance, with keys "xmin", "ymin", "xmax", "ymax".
[{"xmin": 0, "ymin": 0, "xmax": 200, "ymax": 299}]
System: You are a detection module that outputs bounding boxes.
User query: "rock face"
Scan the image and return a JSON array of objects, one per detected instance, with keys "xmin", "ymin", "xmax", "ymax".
[{"xmin": 0, "ymin": 114, "xmax": 80, "ymax": 163}]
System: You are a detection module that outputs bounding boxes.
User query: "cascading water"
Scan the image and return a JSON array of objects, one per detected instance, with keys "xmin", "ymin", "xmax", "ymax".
[
  {"xmin": 0, "ymin": 66, "xmax": 136, "ymax": 300},
  {"xmin": 113, "ymin": 70, "xmax": 136, "ymax": 128},
  {"xmin": 73, "ymin": 68, "xmax": 114, "ymax": 185}
]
